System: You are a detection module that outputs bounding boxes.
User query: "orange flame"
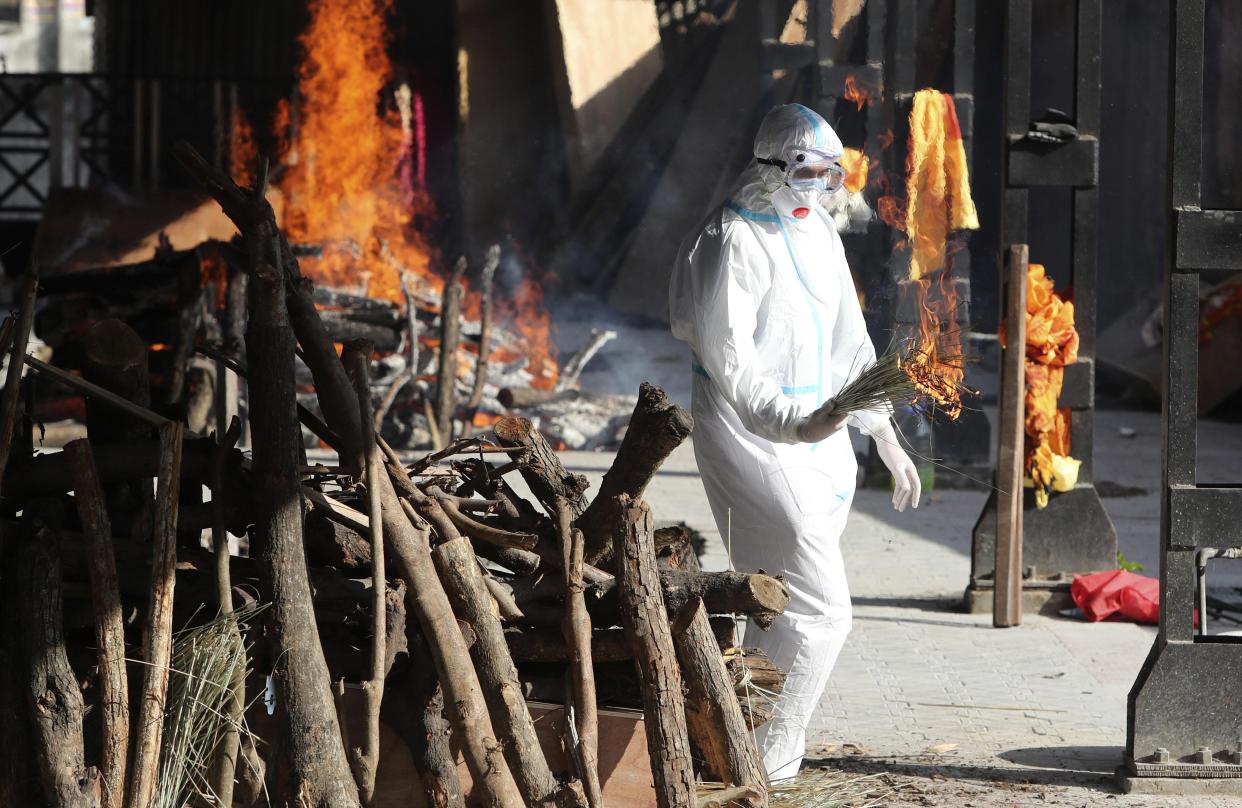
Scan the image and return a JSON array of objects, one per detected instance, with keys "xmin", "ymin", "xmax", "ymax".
[
  {"xmin": 900, "ymin": 274, "xmax": 966, "ymax": 420},
  {"xmin": 498, "ymin": 275, "xmax": 559, "ymax": 390},
  {"xmin": 843, "ymin": 74, "xmax": 872, "ymax": 111},
  {"xmin": 840, "ymin": 147, "xmax": 869, "ymax": 194},
  {"xmin": 259, "ymin": 0, "xmax": 559, "ymax": 390},
  {"xmin": 229, "ymin": 105, "xmax": 257, "ymax": 189},
  {"xmin": 876, "ymin": 195, "xmax": 906, "ymax": 232},
  {"xmin": 272, "ymin": 0, "xmax": 431, "ymax": 305}
]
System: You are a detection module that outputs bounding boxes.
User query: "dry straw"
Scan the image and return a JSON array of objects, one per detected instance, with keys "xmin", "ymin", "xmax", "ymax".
[{"xmin": 154, "ymin": 602, "xmax": 266, "ymax": 808}]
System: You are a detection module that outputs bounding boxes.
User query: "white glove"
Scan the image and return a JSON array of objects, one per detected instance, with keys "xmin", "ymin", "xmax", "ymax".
[
  {"xmin": 872, "ymin": 422, "xmax": 921, "ymax": 512},
  {"xmin": 797, "ymin": 400, "xmax": 848, "ymax": 443}
]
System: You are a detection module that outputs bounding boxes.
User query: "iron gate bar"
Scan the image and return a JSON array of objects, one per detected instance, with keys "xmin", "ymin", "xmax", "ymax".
[
  {"xmin": 1124, "ymin": 0, "xmax": 1242, "ymax": 780},
  {"xmin": 968, "ymin": 0, "xmax": 1117, "ymax": 602}
]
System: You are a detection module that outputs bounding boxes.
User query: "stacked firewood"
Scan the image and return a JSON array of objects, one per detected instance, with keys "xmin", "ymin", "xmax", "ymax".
[{"xmin": 0, "ymin": 143, "xmax": 789, "ymax": 808}]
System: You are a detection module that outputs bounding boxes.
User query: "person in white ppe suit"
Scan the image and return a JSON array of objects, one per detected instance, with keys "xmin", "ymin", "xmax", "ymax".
[{"xmin": 669, "ymin": 103, "xmax": 922, "ymax": 780}]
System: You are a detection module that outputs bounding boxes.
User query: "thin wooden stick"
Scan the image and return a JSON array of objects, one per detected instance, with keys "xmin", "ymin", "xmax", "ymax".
[
  {"xmin": 24, "ymin": 353, "xmax": 170, "ymax": 430},
  {"xmin": 994, "ymin": 244, "xmax": 1028, "ymax": 628},
  {"xmin": 196, "ymin": 343, "xmax": 345, "ymax": 450},
  {"xmin": 126, "ymin": 421, "xmax": 184, "ymax": 808},
  {"xmin": 0, "ymin": 273, "xmax": 38, "ymax": 489},
  {"xmin": 557, "ymin": 499, "xmax": 602, "ymax": 808},
  {"xmin": 372, "ymin": 270, "xmax": 421, "ymax": 430},
  {"xmin": 466, "ymin": 244, "xmax": 500, "ymax": 411},
  {"xmin": 435, "ymin": 256, "xmax": 467, "ymax": 445},
  {"xmin": 66, "ymin": 440, "xmax": 128, "ymax": 808},
  {"xmin": 208, "ymin": 416, "xmax": 243, "ymax": 806},
  {"xmin": 344, "ymin": 342, "xmax": 386, "ymax": 804}
]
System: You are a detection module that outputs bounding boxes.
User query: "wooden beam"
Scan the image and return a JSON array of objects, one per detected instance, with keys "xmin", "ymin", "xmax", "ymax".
[{"xmin": 994, "ymin": 244, "xmax": 1028, "ymax": 627}]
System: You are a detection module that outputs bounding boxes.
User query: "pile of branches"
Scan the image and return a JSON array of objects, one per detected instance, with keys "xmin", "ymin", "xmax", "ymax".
[{"xmin": 0, "ymin": 142, "xmax": 790, "ymax": 808}]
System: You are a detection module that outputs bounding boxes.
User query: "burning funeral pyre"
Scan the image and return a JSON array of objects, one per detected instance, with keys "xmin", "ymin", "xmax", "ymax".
[{"xmin": 0, "ymin": 144, "xmax": 790, "ymax": 807}]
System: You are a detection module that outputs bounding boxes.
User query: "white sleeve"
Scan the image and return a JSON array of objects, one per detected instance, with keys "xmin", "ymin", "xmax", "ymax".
[
  {"xmin": 695, "ymin": 223, "xmax": 810, "ymax": 445},
  {"xmin": 828, "ymin": 240, "xmax": 892, "ymax": 437}
]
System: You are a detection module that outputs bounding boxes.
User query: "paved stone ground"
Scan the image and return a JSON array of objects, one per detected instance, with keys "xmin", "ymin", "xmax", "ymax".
[{"xmin": 555, "ymin": 406, "xmax": 1242, "ymax": 806}]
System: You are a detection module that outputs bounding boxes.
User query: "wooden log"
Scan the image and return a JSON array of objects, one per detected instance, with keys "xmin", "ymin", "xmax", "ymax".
[
  {"xmin": 438, "ymin": 498, "xmax": 540, "ymax": 551},
  {"xmin": 588, "ymin": 569, "xmax": 790, "ymax": 629},
  {"xmin": 388, "ymin": 520, "xmax": 525, "ymax": 807},
  {"xmin": 306, "ymin": 507, "xmax": 374, "ymax": 572},
  {"xmin": 672, "ymin": 598, "xmax": 767, "ymax": 800},
  {"xmin": 66, "ymin": 440, "xmax": 128, "ymax": 808},
  {"xmin": 503, "ymin": 626, "xmax": 633, "ymax": 663},
  {"xmin": 0, "ymin": 534, "xmax": 37, "ymax": 806},
  {"xmin": 167, "ymin": 245, "xmax": 206, "ymax": 405},
  {"xmin": 580, "ymin": 383, "xmax": 693, "ymax": 565},
  {"xmin": 174, "ymin": 142, "xmax": 521, "ymax": 807},
  {"xmin": 557, "ymin": 501, "xmax": 602, "ymax": 808},
  {"xmin": 245, "ymin": 258, "xmax": 360, "ymax": 808},
  {"xmin": 82, "ymin": 318, "xmax": 153, "ymax": 444},
  {"xmin": 433, "ymin": 537, "xmax": 578, "ymax": 808},
  {"xmin": 995, "ymin": 244, "xmax": 1028, "ymax": 628},
  {"xmin": 697, "ymin": 785, "xmax": 766, "ymax": 808},
  {"xmin": 372, "ymin": 271, "xmax": 421, "ymax": 429},
  {"xmin": 614, "ymin": 496, "xmax": 695, "ymax": 808},
  {"xmin": 466, "ymin": 244, "xmax": 500, "ymax": 411},
  {"xmin": 655, "ymin": 524, "xmax": 702, "ymax": 571},
  {"xmin": 20, "ymin": 500, "xmax": 102, "ymax": 808},
  {"xmin": 207, "ymin": 418, "xmax": 244, "ymax": 807},
  {"xmin": 723, "ymin": 647, "xmax": 785, "ymax": 732},
  {"xmin": 497, "ymin": 386, "xmax": 582, "ymax": 410},
  {"xmin": 386, "ymin": 631, "xmax": 465, "ymax": 808},
  {"xmin": 435, "ymin": 256, "xmax": 467, "ymax": 444},
  {"xmin": 492, "ymin": 416, "xmax": 589, "ymax": 515},
  {"xmin": 126, "ymin": 422, "xmax": 183, "ymax": 808},
  {"xmin": 343, "ymin": 341, "xmax": 386, "ymax": 804},
  {"xmin": 317, "ymin": 311, "xmax": 401, "ymax": 353}
]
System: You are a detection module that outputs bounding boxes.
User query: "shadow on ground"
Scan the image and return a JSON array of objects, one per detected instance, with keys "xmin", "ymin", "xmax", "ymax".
[{"xmin": 807, "ymin": 747, "xmax": 1125, "ymax": 793}]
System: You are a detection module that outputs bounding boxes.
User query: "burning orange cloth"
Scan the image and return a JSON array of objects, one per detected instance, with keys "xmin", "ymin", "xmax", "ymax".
[
  {"xmin": 840, "ymin": 147, "xmax": 869, "ymax": 193},
  {"xmin": 1002, "ymin": 263, "xmax": 1080, "ymax": 508},
  {"xmin": 905, "ymin": 89, "xmax": 980, "ymax": 279}
]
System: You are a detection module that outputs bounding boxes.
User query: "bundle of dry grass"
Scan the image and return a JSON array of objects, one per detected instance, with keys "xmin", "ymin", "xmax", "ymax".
[{"xmin": 155, "ymin": 604, "xmax": 265, "ymax": 808}]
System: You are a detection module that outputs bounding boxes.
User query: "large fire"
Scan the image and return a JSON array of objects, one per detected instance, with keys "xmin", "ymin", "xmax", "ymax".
[{"xmin": 231, "ymin": 0, "xmax": 559, "ymax": 390}]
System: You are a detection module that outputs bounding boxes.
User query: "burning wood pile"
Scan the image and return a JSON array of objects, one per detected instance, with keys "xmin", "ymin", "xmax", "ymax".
[{"xmin": 0, "ymin": 144, "xmax": 788, "ymax": 807}]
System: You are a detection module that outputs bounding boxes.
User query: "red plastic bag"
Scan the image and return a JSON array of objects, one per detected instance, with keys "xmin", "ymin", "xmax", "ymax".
[{"xmin": 1071, "ymin": 569, "xmax": 1161, "ymax": 624}]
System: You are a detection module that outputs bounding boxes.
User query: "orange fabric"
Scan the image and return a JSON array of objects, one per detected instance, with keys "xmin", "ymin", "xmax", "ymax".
[
  {"xmin": 905, "ymin": 89, "xmax": 980, "ymax": 279},
  {"xmin": 1003, "ymin": 263, "xmax": 1081, "ymax": 508}
]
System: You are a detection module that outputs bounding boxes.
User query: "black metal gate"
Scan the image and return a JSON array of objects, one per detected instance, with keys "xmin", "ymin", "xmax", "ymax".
[
  {"xmin": 0, "ymin": 73, "xmax": 288, "ymax": 219},
  {"xmin": 1125, "ymin": 0, "xmax": 1242, "ymax": 781}
]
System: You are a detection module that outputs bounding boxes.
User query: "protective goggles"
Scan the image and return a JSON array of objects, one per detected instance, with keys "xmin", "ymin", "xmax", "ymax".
[{"xmin": 758, "ymin": 147, "xmax": 846, "ymax": 193}]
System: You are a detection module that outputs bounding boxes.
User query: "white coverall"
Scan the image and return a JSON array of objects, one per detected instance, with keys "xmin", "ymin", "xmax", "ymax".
[{"xmin": 669, "ymin": 104, "xmax": 910, "ymax": 780}]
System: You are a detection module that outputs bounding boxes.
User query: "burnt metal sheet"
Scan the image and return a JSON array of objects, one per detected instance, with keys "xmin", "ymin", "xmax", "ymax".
[
  {"xmin": 1006, "ymin": 136, "xmax": 1099, "ymax": 188},
  {"xmin": 1175, "ymin": 209, "xmax": 1242, "ymax": 271}
]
